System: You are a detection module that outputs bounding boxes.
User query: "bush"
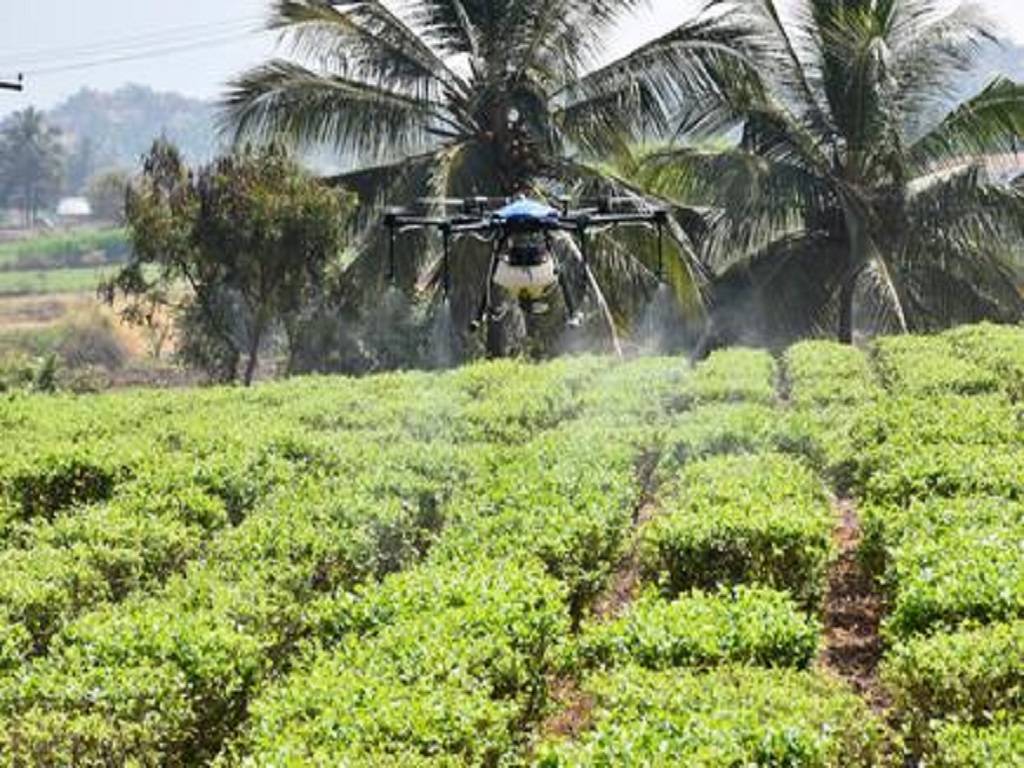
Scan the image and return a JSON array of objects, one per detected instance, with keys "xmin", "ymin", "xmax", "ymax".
[
  {"xmin": 536, "ymin": 665, "xmax": 886, "ymax": 767},
  {"xmin": 236, "ymin": 558, "xmax": 569, "ymax": 766},
  {"xmin": 575, "ymin": 585, "xmax": 820, "ymax": 671},
  {"xmin": 857, "ymin": 443, "xmax": 1024, "ymax": 506},
  {"xmin": 889, "ymin": 522, "xmax": 1024, "ymax": 637},
  {"xmin": 640, "ymin": 453, "xmax": 834, "ymax": 608},
  {"xmin": 785, "ymin": 339, "xmax": 879, "ymax": 406},
  {"xmin": 931, "ymin": 720, "xmax": 1024, "ymax": 767},
  {"xmin": 3, "ymin": 452, "xmax": 125, "ymax": 521},
  {"xmin": 434, "ymin": 426, "xmax": 641, "ymax": 625},
  {"xmin": 683, "ymin": 347, "xmax": 778, "ymax": 405},
  {"xmin": 872, "ymin": 335, "xmax": 1000, "ymax": 396},
  {"xmin": 861, "ymin": 496, "xmax": 1024, "ymax": 581},
  {"xmin": 55, "ymin": 309, "xmax": 127, "ymax": 371},
  {"xmin": 849, "ymin": 393, "xmax": 1023, "ymax": 450},
  {"xmin": 0, "ymin": 486, "xmax": 225, "ymax": 651},
  {"xmin": 945, "ymin": 322, "xmax": 1024, "ymax": 401},
  {"xmin": 882, "ymin": 620, "xmax": 1024, "ymax": 755},
  {"xmin": 655, "ymin": 403, "xmax": 780, "ymax": 478}
]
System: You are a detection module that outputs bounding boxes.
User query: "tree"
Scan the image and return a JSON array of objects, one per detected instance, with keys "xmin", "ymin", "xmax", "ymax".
[
  {"xmin": 220, "ymin": 0, "xmax": 743, "ymax": 356},
  {"xmin": 103, "ymin": 140, "xmax": 354, "ymax": 385},
  {"xmin": 86, "ymin": 169, "xmax": 130, "ymax": 223},
  {"xmin": 631, "ymin": 0, "xmax": 1024, "ymax": 344},
  {"xmin": 0, "ymin": 108, "xmax": 64, "ymax": 227},
  {"xmin": 65, "ymin": 135, "xmax": 97, "ymax": 194}
]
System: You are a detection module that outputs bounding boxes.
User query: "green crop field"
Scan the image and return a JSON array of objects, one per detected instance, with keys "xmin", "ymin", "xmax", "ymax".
[
  {"xmin": 0, "ymin": 229, "xmax": 129, "ymax": 272},
  {"xmin": 0, "ymin": 265, "xmax": 118, "ymax": 296},
  {"xmin": 0, "ymin": 322, "xmax": 1022, "ymax": 766}
]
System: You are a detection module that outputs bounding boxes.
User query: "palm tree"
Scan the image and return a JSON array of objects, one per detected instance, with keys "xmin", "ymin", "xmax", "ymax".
[
  {"xmin": 0, "ymin": 108, "xmax": 64, "ymax": 227},
  {"xmin": 221, "ymin": 0, "xmax": 748, "ymax": 356},
  {"xmin": 631, "ymin": 0, "xmax": 1024, "ymax": 345}
]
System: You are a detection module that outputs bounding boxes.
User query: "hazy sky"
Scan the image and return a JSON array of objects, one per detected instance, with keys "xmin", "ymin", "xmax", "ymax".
[{"xmin": 2, "ymin": 0, "xmax": 1023, "ymax": 116}]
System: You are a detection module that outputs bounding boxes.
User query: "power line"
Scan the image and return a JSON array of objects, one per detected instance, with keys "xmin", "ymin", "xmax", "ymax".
[
  {"xmin": 21, "ymin": 31, "xmax": 269, "ymax": 78},
  {"xmin": 0, "ymin": 15, "xmax": 266, "ymax": 69}
]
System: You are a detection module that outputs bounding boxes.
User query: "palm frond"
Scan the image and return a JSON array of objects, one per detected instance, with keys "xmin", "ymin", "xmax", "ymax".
[
  {"xmin": 412, "ymin": 0, "xmax": 481, "ymax": 59},
  {"xmin": 273, "ymin": 0, "xmax": 470, "ymax": 95},
  {"xmin": 908, "ymin": 76, "xmax": 1024, "ymax": 173},
  {"xmin": 888, "ymin": 1, "xmax": 995, "ymax": 126},
  {"xmin": 221, "ymin": 60, "xmax": 456, "ymax": 162},
  {"xmin": 707, "ymin": 233, "xmax": 848, "ymax": 344},
  {"xmin": 560, "ymin": 10, "xmax": 760, "ymax": 145}
]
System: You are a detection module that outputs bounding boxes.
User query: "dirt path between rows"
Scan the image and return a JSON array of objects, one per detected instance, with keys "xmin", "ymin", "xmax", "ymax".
[
  {"xmin": 541, "ymin": 452, "xmax": 662, "ymax": 740},
  {"xmin": 819, "ymin": 496, "xmax": 889, "ymax": 712}
]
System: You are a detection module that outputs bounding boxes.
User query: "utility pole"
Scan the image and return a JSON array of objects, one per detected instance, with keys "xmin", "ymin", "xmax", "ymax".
[{"xmin": 0, "ymin": 74, "xmax": 23, "ymax": 92}]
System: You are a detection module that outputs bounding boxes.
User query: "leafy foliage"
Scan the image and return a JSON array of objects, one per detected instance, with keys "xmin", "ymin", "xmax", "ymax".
[
  {"xmin": 105, "ymin": 140, "xmax": 354, "ymax": 384},
  {"xmin": 640, "ymin": 452, "xmax": 834, "ymax": 608},
  {"xmin": 682, "ymin": 346, "xmax": 777, "ymax": 404},
  {"xmin": 883, "ymin": 620, "xmax": 1024, "ymax": 754},
  {"xmin": 626, "ymin": 0, "xmax": 1024, "ymax": 343},
  {"xmin": 785, "ymin": 340, "xmax": 879, "ymax": 406},
  {"xmin": 536, "ymin": 665, "xmax": 886, "ymax": 766},
  {"xmin": 872, "ymin": 334, "xmax": 1001, "ymax": 396},
  {"xmin": 931, "ymin": 720, "xmax": 1024, "ymax": 767},
  {"xmin": 575, "ymin": 585, "xmax": 820, "ymax": 671}
]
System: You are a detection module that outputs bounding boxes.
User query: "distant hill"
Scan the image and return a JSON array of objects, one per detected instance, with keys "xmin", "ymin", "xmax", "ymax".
[{"xmin": 49, "ymin": 84, "xmax": 223, "ymax": 190}]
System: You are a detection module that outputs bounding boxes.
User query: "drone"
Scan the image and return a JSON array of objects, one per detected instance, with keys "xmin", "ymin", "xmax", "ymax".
[{"xmin": 383, "ymin": 195, "xmax": 670, "ymax": 345}]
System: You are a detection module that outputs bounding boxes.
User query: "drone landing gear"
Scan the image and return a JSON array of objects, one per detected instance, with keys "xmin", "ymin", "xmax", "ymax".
[{"xmin": 558, "ymin": 269, "xmax": 583, "ymax": 329}]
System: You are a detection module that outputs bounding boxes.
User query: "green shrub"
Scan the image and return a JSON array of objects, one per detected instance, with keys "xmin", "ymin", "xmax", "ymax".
[
  {"xmin": 785, "ymin": 340, "xmax": 879, "ymax": 406},
  {"xmin": 575, "ymin": 585, "xmax": 820, "ymax": 671},
  {"xmin": 857, "ymin": 443, "xmax": 1024, "ymax": 506},
  {"xmin": 684, "ymin": 347, "xmax": 778, "ymax": 404},
  {"xmin": 536, "ymin": 665, "xmax": 886, "ymax": 767},
  {"xmin": 945, "ymin": 322, "xmax": 1024, "ymax": 401},
  {"xmin": 861, "ymin": 496, "xmax": 1024, "ymax": 580},
  {"xmin": 451, "ymin": 357, "xmax": 600, "ymax": 443},
  {"xmin": 931, "ymin": 720, "xmax": 1024, "ymax": 767},
  {"xmin": 872, "ymin": 335, "xmax": 1000, "ymax": 396},
  {"xmin": 0, "ymin": 585, "xmax": 269, "ymax": 766},
  {"xmin": 578, "ymin": 355, "xmax": 690, "ymax": 423},
  {"xmin": 863, "ymin": 498, "xmax": 1024, "ymax": 637},
  {"xmin": 640, "ymin": 453, "xmax": 834, "ymax": 608},
  {"xmin": 882, "ymin": 620, "xmax": 1024, "ymax": 755},
  {"xmin": 4, "ymin": 453, "xmax": 126, "ymax": 521},
  {"xmin": 655, "ymin": 403, "xmax": 779, "ymax": 477},
  {"xmin": 850, "ymin": 394, "xmax": 1023, "ymax": 450},
  {"xmin": 435, "ymin": 428, "xmax": 640, "ymax": 625},
  {"xmin": 0, "ymin": 488, "xmax": 223, "ymax": 651},
  {"xmin": 236, "ymin": 558, "xmax": 569, "ymax": 766}
]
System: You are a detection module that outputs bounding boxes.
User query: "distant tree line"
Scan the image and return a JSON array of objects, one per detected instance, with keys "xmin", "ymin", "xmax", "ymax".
[{"xmin": 0, "ymin": 107, "xmax": 131, "ymax": 226}]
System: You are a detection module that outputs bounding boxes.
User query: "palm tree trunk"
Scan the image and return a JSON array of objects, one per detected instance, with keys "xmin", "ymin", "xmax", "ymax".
[{"xmin": 838, "ymin": 277, "xmax": 855, "ymax": 344}]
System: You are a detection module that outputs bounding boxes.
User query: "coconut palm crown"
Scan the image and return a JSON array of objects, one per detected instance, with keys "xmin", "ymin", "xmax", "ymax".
[
  {"xmin": 633, "ymin": 0, "xmax": 1024, "ymax": 344},
  {"xmin": 221, "ymin": 0, "xmax": 755, "ymax": 353}
]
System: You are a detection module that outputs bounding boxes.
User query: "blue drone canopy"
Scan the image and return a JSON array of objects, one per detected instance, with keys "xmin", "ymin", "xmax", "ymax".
[{"xmin": 493, "ymin": 198, "xmax": 560, "ymax": 225}]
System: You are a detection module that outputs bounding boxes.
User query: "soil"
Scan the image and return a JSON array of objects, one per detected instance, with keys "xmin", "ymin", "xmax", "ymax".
[
  {"xmin": 819, "ymin": 496, "xmax": 889, "ymax": 712},
  {"xmin": 591, "ymin": 503, "xmax": 656, "ymax": 621},
  {"xmin": 540, "ymin": 677, "xmax": 595, "ymax": 740}
]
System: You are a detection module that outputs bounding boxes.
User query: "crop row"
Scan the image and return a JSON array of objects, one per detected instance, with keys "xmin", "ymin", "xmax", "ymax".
[
  {"xmin": 840, "ymin": 327, "xmax": 1024, "ymax": 765},
  {"xmin": 0, "ymin": 355, "xmax": 705, "ymax": 764},
  {"xmin": 0, "ymin": 441, "xmax": 490, "ymax": 764}
]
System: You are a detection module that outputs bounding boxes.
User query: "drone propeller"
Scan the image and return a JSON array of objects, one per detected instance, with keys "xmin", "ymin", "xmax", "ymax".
[{"xmin": 416, "ymin": 197, "xmax": 468, "ymax": 207}]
